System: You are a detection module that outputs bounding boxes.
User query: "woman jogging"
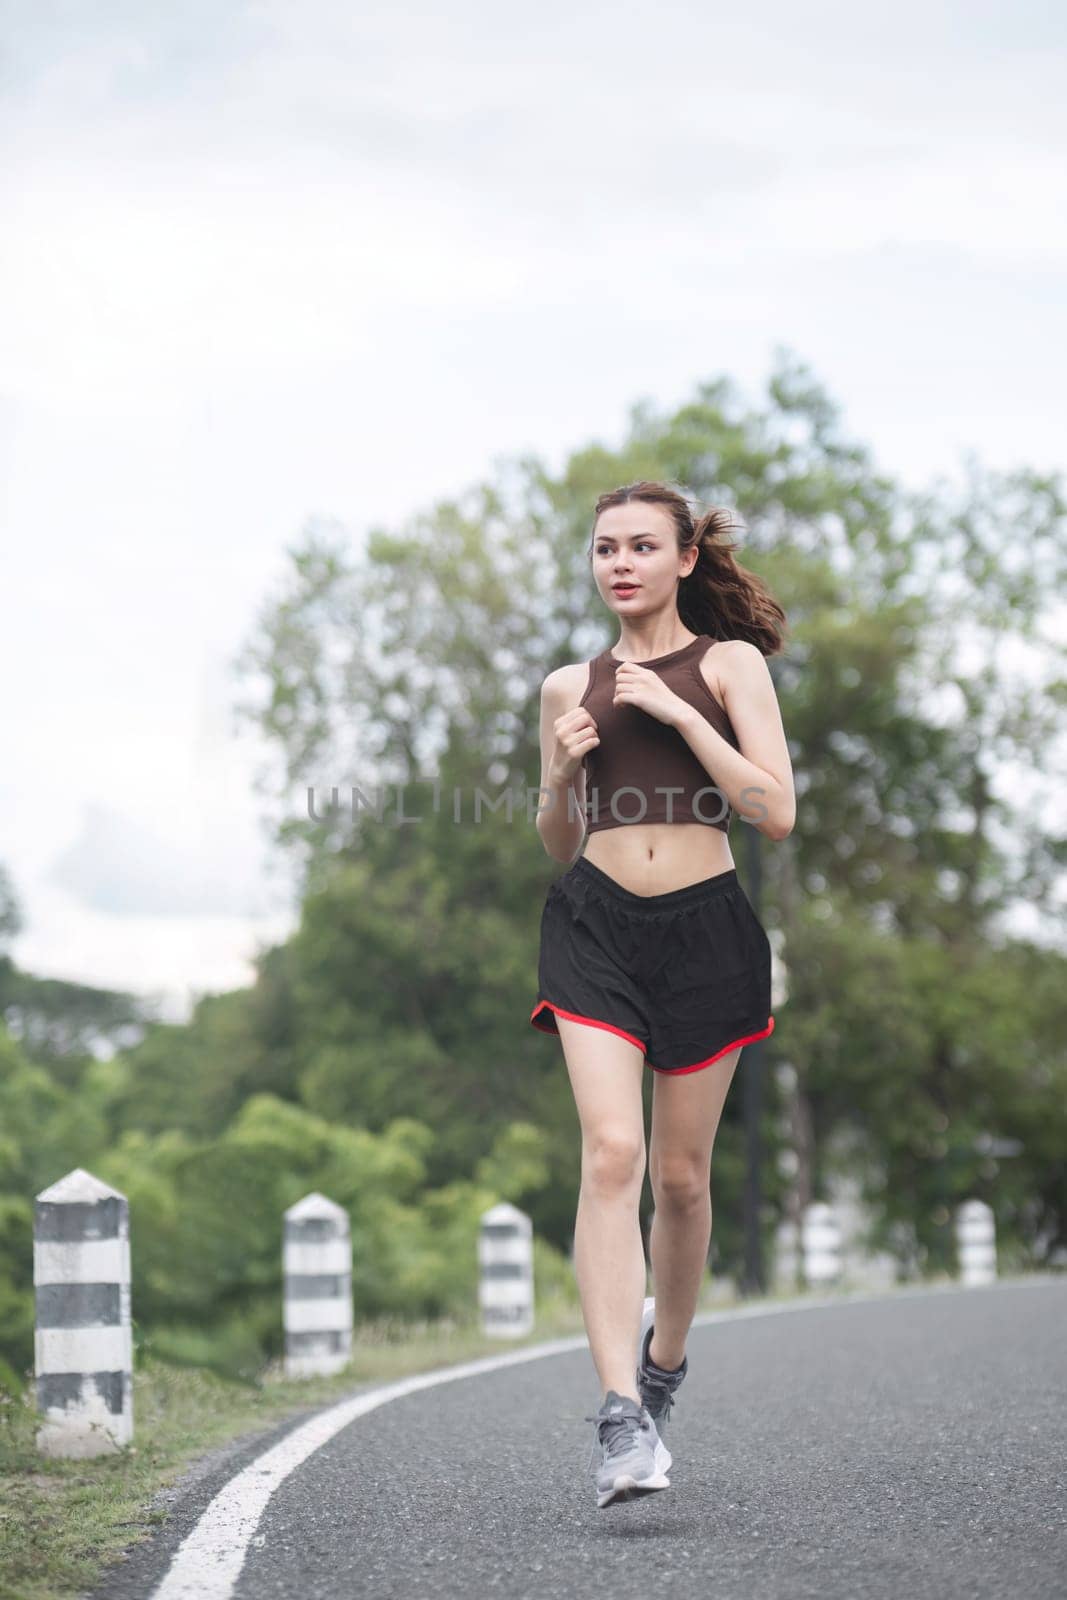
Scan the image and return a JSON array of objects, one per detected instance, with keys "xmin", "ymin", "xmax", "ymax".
[{"xmin": 530, "ymin": 479, "xmax": 794, "ymax": 1509}]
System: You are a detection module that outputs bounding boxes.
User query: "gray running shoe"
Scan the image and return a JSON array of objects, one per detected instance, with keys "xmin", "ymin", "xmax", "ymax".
[
  {"xmin": 635, "ymin": 1296, "xmax": 688, "ymax": 1474},
  {"xmin": 584, "ymin": 1388, "xmax": 670, "ymax": 1509}
]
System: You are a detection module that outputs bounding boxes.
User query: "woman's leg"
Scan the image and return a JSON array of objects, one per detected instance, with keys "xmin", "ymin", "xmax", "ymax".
[
  {"xmin": 646, "ymin": 1048, "xmax": 741, "ymax": 1370},
  {"xmin": 556, "ymin": 1014, "xmax": 647, "ymax": 1403}
]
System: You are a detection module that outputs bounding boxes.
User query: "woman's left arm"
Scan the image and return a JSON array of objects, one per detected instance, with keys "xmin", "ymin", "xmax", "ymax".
[{"xmin": 673, "ymin": 640, "xmax": 796, "ymax": 840}]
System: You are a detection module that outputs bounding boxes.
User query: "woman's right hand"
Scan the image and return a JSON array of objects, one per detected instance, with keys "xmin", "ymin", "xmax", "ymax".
[{"xmin": 549, "ymin": 709, "xmax": 600, "ymax": 783}]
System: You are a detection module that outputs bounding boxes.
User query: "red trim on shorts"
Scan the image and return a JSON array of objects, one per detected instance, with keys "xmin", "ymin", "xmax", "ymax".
[
  {"xmin": 647, "ymin": 1017, "xmax": 775, "ymax": 1075},
  {"xmin": 529, "ymin": 1000, "xmax": 648, "ymax": 1055}
]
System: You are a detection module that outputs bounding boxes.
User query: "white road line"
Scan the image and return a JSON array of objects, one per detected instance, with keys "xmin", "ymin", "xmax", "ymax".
[
  {"xmin": 149, "ymin": 1277, "xmax": 1055, "ymax": 1599},
  {"xmin": 148, "ymin": 1333, "xmax": 588, "ymax": 1600}
]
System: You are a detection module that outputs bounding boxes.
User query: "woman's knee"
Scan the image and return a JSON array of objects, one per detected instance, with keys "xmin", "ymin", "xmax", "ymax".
[
  {"xmin": 581, "ymin": 1127, "xmax": 646, "ymax": 1194},
  {"xmin": 650, "ymin": 1155, "xmax": 711, "ymax": 1209}
]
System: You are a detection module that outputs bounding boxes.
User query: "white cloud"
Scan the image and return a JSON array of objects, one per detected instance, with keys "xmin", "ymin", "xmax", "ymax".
[
  {"xmin": 12, "ymin": 878, "xmax": 294, "ymax": 1022},
  {"xmin": 44, "ymin": 798, "xmax": 268, "ymax": 918}
]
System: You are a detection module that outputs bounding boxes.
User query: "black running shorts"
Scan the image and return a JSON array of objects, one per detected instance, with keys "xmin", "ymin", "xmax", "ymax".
[{"xmin": 530, "ymin": 855, "xmax": 774, "ymax": 1075}]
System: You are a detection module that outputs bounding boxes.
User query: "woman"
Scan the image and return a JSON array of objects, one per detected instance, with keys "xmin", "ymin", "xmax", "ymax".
[{"xmin": 530, "ymin": 479, "xmax": 794, "ymax": 1509}]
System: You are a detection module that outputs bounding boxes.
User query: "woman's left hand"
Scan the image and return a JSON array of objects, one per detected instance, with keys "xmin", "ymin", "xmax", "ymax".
[{"xmin": 612, "ymin": 662, "xmax": 686, "ymax": 727}]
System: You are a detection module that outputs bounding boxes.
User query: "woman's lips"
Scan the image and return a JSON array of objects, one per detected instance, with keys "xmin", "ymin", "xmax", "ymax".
[{"xmin": 612, "ymin": 584, "xmax": 639, "ymax": 597}]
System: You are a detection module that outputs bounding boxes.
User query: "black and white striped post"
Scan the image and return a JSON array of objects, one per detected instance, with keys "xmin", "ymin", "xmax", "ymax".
[
  {"xmin": 33, "ymin": 1167, "xmax": 132, "ymax": 1457},
  {"xmin": 956, "ymin": 1199, "xmax": 997, "ymax": 1286},
  {"xmin": 478, "ymin": 1202, "xmax": 533, "ymax": 1338},
  {"xmin": 283, "ymin": 1192, "xmax": 353, "ymax": 1378},
  {"xmin": 800, "ymin": 1200, "xmax": 842, "ymax": 1289}
]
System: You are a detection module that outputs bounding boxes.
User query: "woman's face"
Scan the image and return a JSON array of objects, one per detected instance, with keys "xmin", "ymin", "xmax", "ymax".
[{"xmin": 590, "ymin": 503, "xmax": 696, "ymax": 616}]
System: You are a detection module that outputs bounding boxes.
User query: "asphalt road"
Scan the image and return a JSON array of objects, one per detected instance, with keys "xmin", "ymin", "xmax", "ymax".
[{"xmin": 88, "ymin": 1278, "xmax": 1066, "ymax": 1600}]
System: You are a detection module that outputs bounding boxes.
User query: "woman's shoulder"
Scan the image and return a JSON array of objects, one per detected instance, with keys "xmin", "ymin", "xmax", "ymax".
[
  {"xmin": 541, "ymin": 656, "xmax": 598, "ymax": 712},
  {"xmin": 693, "ymin": 637, "xmax": 734, "ymax": 716},
  {"xmin": 696, "ymin": 636, "xmax": 763, "ymax": 703},
  {"xmin": 696, "ymin": 639, "xmax": 776, "ymax": 743}
]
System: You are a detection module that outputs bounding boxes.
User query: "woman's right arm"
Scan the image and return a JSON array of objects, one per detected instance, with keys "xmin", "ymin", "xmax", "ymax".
[{"xmin": 534, "ymin": 668, "xmax": 597, "ymax": 863}]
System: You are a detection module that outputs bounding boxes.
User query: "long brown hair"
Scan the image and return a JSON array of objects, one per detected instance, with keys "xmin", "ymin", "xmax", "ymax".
[{"xmin": 590, "ymin": 480, "xmax": 788, "ymax": 658}]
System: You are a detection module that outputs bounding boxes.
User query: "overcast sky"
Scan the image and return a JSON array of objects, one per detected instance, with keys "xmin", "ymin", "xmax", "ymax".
[{"xmin": 2, "ymin": 1, "xmax": 1064, "ymax": 1021}]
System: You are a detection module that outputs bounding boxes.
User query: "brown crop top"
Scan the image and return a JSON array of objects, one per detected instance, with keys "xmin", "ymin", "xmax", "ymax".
[{"xmin": 578, "ymin": 634, "xmax": 741, "ymax": 833}]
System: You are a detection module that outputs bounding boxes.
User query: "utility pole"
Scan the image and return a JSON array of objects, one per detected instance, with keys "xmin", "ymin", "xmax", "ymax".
[
  {"xmin": 740, "ymin": 813, "xmax": 766, "ymax": 1296},
  {"xmin": 739, "ymin": 655, "xmax": 782, "ymax": 1297}
]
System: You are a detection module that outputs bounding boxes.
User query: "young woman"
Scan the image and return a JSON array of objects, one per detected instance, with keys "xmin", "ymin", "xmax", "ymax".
[{"xmin": 530, "ymin": 479, "xmax": 794, "ymax": 1509}]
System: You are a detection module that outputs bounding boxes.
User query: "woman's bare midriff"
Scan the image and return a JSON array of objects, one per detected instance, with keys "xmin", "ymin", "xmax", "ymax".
[
  {"xmin": 557, "ymin": 647, "xmax": 736, "ymax": 897},
  {"xmin": 580, "ymin": 823, "xmax": 734, "ymax": 897}
]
